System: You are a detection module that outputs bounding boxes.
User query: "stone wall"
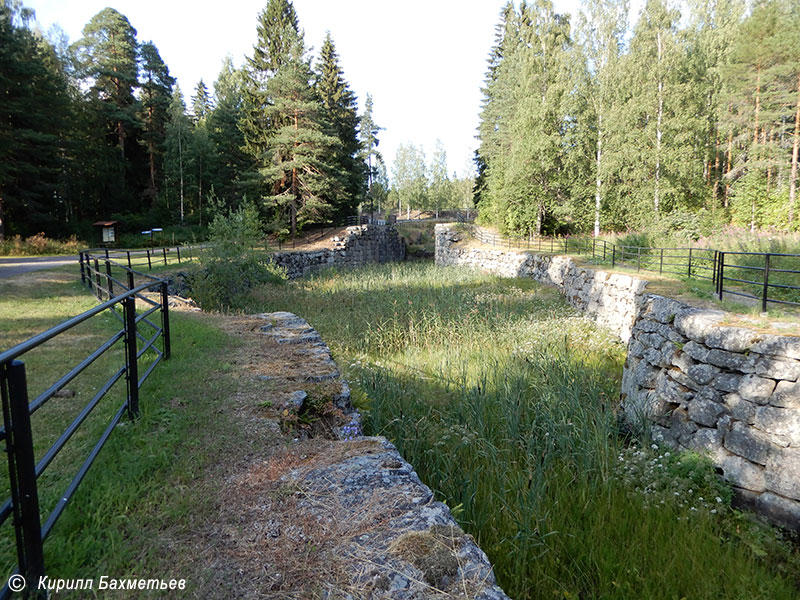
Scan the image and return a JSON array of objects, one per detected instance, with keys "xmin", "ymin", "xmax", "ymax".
[
  {"xmin": 435, "ymin": 223, "xmax": 800, "ymax": 530},
  {"xmin": 435, "ymin": 224, "xmax": 646, "ymax": 342},
  {"xmin": 622, "ymin": 295, "xmax": 800, "ymax": 530},
  {"xmin": 273, "ymin": 223, "xmax": 405, "ymax": 280}
]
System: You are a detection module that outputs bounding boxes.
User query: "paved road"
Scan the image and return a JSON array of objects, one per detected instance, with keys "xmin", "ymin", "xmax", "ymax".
[{"xmin": 0, "ymin": 255, "xmax": 77, "ymax": 278}]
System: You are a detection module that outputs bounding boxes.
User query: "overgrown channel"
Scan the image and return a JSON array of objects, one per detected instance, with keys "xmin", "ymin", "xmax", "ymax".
[{"xmin": 240, "ymin": 261, "xmax": 799, "ymax": 599}]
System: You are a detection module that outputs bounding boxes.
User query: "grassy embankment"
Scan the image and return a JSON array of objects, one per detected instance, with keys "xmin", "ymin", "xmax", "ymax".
[
  {"xmin": 240, "ymin": 261, "xmax": 799, "ymax": 600},
  {"xmin": 0, "ymin": 268, "xmax": 239, "ymax": 588}
]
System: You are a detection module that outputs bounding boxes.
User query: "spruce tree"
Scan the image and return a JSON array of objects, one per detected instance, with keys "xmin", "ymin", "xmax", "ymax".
[
  {"xmin": 0, "ymin": 1, "xmax": 72, "ymax": 237},
  {"xmin": 240, "ymin": 0, "xmax": 302, "ymax": 197},
  {"xmin": 315, "ymin": 32, "xmax": 363, "ymax": 220},
  {"xmin": 207, "ymin": 58, "xmax": 250, "ymax": 207},
  {"xmin": 192, "ymin": 79, "xmax": 212, "ymax": 121}
]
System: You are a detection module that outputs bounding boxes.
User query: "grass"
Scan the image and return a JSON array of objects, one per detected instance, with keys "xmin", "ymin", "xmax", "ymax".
[
  {"xmin": 237, "ymin": 260, "xmax": 800, "ymax": 599},
  {"xmin": 0, "ymin": 269, "xmax": 242, "ymax": 593}
]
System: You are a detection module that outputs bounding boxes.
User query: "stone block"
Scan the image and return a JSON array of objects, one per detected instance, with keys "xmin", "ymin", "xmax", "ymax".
[
  {"xmin": 722, "ymin": 393, "xmax": 755, "ymax": 424},
  {"xmin": 720, "ymin": 454, "xmax": 766, "ymax": 492},
  {"xmin": 713, "ymin": 372, "xmax": 742, "ymax": 394},
  {"xmin": 771, "ymin": 380, "xmax": 800, "ymax": 408},
  {"xmin": 688, "ymin": 427, "xmax": 725, "ymax": 459},
  {"xmin": 667, "ymin": 367, "xmax": 703, "ymax": 392},
  {"xmin": 764, "ymin": 448, "xmax": 800, "ymax": 501},
  {"xmin": 674, "ymin": 308, "xmax": 725, "ymax": 342},
  {"xmin": 750, "ymin": 335, "xmax": 800, "ymax": 361},
  {"xmin": 724, "ymin": 422, "xmax": 775, "ymax": 465},
  {"xmin": 738, "ymin": 374, "xmax": 776, "ymax": 404},
  {"xmin": 655, "ymin": 371, "xmax": 692, "ymax": 405},
  {"xmin": 633, "ymin": 359, "xmax": 660, "ymax": 388},
  {"xmin": 753, "ymin": 356, "xmax": 800, "ymax": 381},
  {"xmin": 628, "ymin": 339, "xmax": 645, "ymax": 359},
  {"xmin": 704, "ymin": 327, "xmax": 761, "ymax": 353},
  {"xmin": 640, "ymin": 332, "xmax": 666, "ymax": 349},
  {"xmin": 755, "ymin": 492, "xmax": 800, "ymax": 532},
  {"xmin": 753, "ymin": 406, "xmax": 800, "ymax": 445},
  {"xmin": 687, "ymin": 363, "xmax": 720, "ymax": 385},
  {"xmin": 705, "ymin": 348, "xmax": 756, "ymax": 373},
  {"xmin": 682, "ymin": 341, "xmax": 710, "ymax": 363},
  {"xmin": 688, "ymin": 392, "xmax": 726, "ymax": 427},
  {"xmin": 644, "ymin": 295, "xmax": 686, "ymax": 324}
]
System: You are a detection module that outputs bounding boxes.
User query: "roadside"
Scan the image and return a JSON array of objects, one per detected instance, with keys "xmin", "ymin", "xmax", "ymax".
[{"xmin": 0, "ymin": 255, "xmax": 78, "ymax": 278}]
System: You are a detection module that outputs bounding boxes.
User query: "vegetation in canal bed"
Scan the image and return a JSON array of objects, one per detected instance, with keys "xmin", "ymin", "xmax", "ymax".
[{"xmin": 241, "ymin": 261, "xmax": 800, "ymax": 599}]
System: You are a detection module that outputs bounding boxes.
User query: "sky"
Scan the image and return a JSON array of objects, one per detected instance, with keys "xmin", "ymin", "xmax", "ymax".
[{"xmin": 25, "ymin": 0, "xmax": 599, "ymax": 180}]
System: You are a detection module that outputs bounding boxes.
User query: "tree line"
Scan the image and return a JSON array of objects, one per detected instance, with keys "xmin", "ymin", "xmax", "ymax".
[
  {"xmin": 475, "ymin": 0, "xmax": 800, "ymax": 237},
  {"xmin": 388, "ymin": 141, "xmax": 474, "ymax": 219},
  {"xmin": 0, "ymin": 0, "xmax": 383, "ymax": 241}
]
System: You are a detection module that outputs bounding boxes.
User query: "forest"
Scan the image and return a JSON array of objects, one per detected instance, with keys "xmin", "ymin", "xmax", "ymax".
[
  {"xmin": 476, "ymin": 0, "xmax": 800, "ymax": 238},
  {"xmin": 2, "ymin": 0, "xmax": 799, "ymax": 245},
  {"xmin": 0, "ymin": 0, "xmax": 399, "ymax": 244}
]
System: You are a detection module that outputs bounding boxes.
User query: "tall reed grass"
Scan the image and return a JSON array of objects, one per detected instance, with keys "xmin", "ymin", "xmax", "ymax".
[{"xmin": 244, "ymin": 262, "xmax": 799, "ymax": 599}]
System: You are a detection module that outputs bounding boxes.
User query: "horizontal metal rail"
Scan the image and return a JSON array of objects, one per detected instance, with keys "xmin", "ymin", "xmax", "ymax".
[{"xmin": 0, "ymin": 250, "xmax": 175, "ymax": 595}]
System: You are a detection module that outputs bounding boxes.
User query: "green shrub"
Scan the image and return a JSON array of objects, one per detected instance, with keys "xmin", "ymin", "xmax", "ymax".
[
  {"xmin": 189, "ymin": 254, "xmax": 286, "ymax": 310},
  {"xmin": 0, "ymin": 233, "xmax": 85, "ymax": 256},
  {"xmin": 188, "ymin": 200, "xmax": 287, "ymax": 310}
]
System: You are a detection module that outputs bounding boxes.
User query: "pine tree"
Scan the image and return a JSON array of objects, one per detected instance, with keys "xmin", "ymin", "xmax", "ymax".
[
  {"xmin": 315, "ymin": 32, "xmax": 363, "ymax": 220},
  {"xmin": 139, "ymin": 41, "xmax": 175, "ymax": 202},
  {"xmin": 260, "ymin": 31, "xmax": 340, "ymax": 238},
  {"xmin": 73, "ymin": 9, "xmax": 139, "ymax": 167}
]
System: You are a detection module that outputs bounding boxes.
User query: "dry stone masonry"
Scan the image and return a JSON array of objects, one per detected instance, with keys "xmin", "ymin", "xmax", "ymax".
[
  {"xmin": 255, "ymin": 311, "xmax": 510, "ymax": 598},
  {"xmin": 435, "ymin": 224, "xmax": 646, "ymax": 342},
  {"xmin": 272, "ymin": 223, "xmax": 406, "ymax": 280},
  {"xmin": 435, "ymin": 223, "xmax": 800, "ymax": 530},
  {"xmin": 622, "ymin": 296, "xmax": 800, "ymax": 530}
]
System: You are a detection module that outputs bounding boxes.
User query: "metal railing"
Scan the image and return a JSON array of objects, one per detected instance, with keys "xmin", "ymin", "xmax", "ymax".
[
  {"xmin": 79, "ymin": 245, "xmax": 191, "ymax": 274},
  {"xmin": 462, "ymin": 225, "xmax": 800, "ymax": 312},
  {"xmin": 0, "ymin": 251, "xmax": 172, "ymax": 597}
]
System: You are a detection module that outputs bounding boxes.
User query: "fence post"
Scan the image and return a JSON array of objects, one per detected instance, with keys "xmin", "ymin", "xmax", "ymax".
[
  {"xmin": 105, "ymin": 260, "xmax": 114, "ymax": 298},
  {"xmin": 660, "ymin": 248, "xmax": 664, "ymax": 274},
  {"xmin": 162, "ymin": 247, "xmax": 168, "ymax": 266},
  {"xmin": 637, "ymin": 247, "xmax": 641, "ymax": 272},
  {"xmin": 4, "ymin": 361, "xmax": 46, "ymax": 593},
  {"xmin": 127, "ymin": 270, "xmax": 135, "ymax": 292},
  {"xmin": 688, "ymin": 248, "xmax": 693, "ymax": 278},
  {"xmin": 146, "ymin": 249, "xmax": 152, "ymax": 270},
  {"xmin": 104, "ymin": 248, "xmax": 109, "ymax": 261},
  {"xmin": 712, "ymin": 251, "xmax": 718, "ymax": 286},
  {"xmin": 161, "ymin": 281, "xmax": 171, "ymax": 360},
  {"xmin": 79, "ymin": 252, "xmax": 85, "ymax": 286},
  {"xmin": 603, "ymin": 241, "xmax": 606, "ymax": 261},
  {"xmin": 176, "ymin": 246, "xmax": 181, "ymax": 263},
  {"xmin": 612, "ymin": 246, "xmax": 616, "ymax": 268},
  {"xmin": 126, "ymin": 251, "xmax": 132, "ymax": 270},
  {"xmin": 123, "ymin": 295, "xmax": 139, "ymax": 417},
  {"xmin": 718, "ymin": 252, "xmax": 725, "ymax": 300},
  {"xmin": 93, "ymin": 259, "xmax": 102, "ymax": 300},
  {"xmin": 762, "ymin": 254, "xmax": 771, "ymax": 313}
]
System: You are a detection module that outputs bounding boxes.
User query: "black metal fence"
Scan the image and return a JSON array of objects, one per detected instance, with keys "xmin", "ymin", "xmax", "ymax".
[
  {"xmin": 464, "ymin": 225, "xmax": 800, "ymax": 312},
  {"xmin": 0, "ymin": 251, "xmax": 172, "ymax": 598},
  {"xmin": 79, "ymin": 245, "xmax": 191, "ymax": 275}
]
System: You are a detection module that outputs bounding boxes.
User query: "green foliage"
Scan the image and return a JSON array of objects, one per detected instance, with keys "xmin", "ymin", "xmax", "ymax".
[
  {"xmin": 190, "ymin": 201, "xmax": 286, "ymax": 310},
  {"xmin": 237, "ymin": 262, "xmax": 799, "ymax": 599}
]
